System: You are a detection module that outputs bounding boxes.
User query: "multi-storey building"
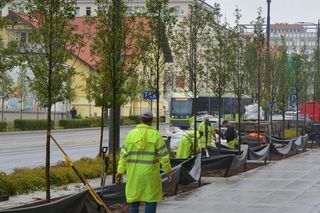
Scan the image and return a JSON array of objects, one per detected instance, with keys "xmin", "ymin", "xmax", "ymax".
[
  {"xmin": 270, "ymin": 23, "xmax": 318, "ymax": 58},
  {"xmin": 1, "ymin": 0, "xmax": 215, "ymax": 19}
]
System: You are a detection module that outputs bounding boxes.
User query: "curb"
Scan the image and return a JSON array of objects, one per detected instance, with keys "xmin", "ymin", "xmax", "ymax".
[{"xmin": 0, "ymin": 123, "xmax": 169, "ymax": 135}]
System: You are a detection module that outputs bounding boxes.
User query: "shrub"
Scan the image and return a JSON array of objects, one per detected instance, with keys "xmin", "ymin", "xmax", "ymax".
[
  {"xmin": 0, "ymin": 157, "xmax": 103, "ymax": 196},
  {"xmin": 0, "ymin": 122, "xmax": 7, "ymax": 132},
  {"xmin": 14, "ymin": 119, "xmax": 53, "ymax": 131},
  {"xmin": 91, "ymin": 117, "xmax": 108, "ymax": 127},
  {"xmin": 0, "ymin": 172, "xmax": 14, "ymax": 196},
  {"xmin": 128, "ymin": 115, "xmax": 140, "ymax": 124},
  {"xmin": 9, "ymin": 168, "xmax": 45, "ymax": 194},
  {"xmin": 120, "ymin": 117, "xmax": 132, "ymax": 125},
  {"xmin": 59, "ymin": 119, "xmax": 92, "ymax": 129}
]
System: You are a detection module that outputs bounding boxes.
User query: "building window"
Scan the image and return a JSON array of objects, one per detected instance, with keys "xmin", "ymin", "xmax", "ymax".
[
  {"xmin": 0, "ymin": 9, "xmax": 2, "ymax": 17},
  {"xmin": 138, "ymin": 6, "xmax": 145, "ymax": 13},
  {"xmin": 8, "ymin": 7, "xmax": 13, "ymax": 14},
  {"xmin": 75, "ymin": 7, "xmax": 80, "ymax": 16},
  {"xmin": 20, "ymin": 32, "xmax": 27, "ymax": 43},
  {"xmin": 97, "ymin": 6, "xmax": 102, "ymax": 13},
  {"xmin": 86, "ymin": 7, "xmax": 91, "ymax": 16},
  {"xmin": 174, "ymin": 6, "xmax": 181, "ymax": 17},
  {"xmin": 127, "ymin": 6, "xmax": 133, "ymax": 15}
]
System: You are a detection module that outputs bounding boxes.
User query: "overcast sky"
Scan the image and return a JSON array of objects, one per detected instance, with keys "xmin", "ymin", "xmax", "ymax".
[{"xmin": 206, "ymin": 0, "xmax": 320, "ymax": 25}]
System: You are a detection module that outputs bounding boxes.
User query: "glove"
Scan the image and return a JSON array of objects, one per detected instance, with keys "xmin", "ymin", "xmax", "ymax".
[
  {"xmin": 116, "ymin": 173, "xmax": 123, "ymax": 185},
  {"xmin": 167, "ymin": 171, "xmax": 173, "ymax": 183}
]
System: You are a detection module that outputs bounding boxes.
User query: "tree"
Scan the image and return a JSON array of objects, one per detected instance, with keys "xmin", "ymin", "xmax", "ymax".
[
  {"xmin": 139, "ymin": 0, "xmax": 176, "ymax": 130},
  {"xmin": 263, "ymin": 44, "xmax": 282, "ymax": 137},
  {"xmin": 16, "ymin": 0, "xmax": 82, "ymax": 201},
  {"xmin": 171, "ymin": 0, "xmax": 212, "ymax": 154},
  {"xmin": 294, "ymin": 44, "xmax": 310, "ymax": 135},
  {"xmin": 0, "ymin": 71, "xmax": 13, "ymax": 122},
  {"xmin": 85, "ymin": 64, "xmax": 111, "ymax": 157},
  {"xmin": 299, "ymin": 57, "xmax": 311, "ymax": 132},
  {"xmin": 275, "ymin": 37, "xmax": 291, "ymax": 138},
  {"xmin": 0, "ymin": 14, "xmax": 15, "ymax": 122},
  {"xmin": 126, "ymin": 75, "xmax": 141, "ymax": 116},
  {"xmin": 228, "ymin": 8, "xmax": 249, "ymax": 153},
  {"xmin": 16, "ymin": 66, "xmax": 28, "ymax": 119},
  {"xmin": 92, "ymin": 0, "xmax": 141, "ymax": 183},
  {"xmin": 205, "ymin": 3, "xmax": 231, "ymax": 150},
  {"xmin": 247, "ymin": 9, "xmax": 265, "ymax": 143}
]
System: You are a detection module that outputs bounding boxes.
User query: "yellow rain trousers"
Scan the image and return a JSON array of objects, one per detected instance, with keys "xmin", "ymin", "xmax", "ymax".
[{"xmin": 117, "ymin": 124, "xmax": 172, "ymax": 203}]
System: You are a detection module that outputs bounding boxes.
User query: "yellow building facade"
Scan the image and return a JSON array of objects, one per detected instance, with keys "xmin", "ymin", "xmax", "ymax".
[{"xmin": 4, "ymin": 13, "xmax": 169, "ymax": 119}]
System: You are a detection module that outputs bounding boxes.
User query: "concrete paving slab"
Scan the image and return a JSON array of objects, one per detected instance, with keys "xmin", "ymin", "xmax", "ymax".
[{"xmin": 158, "ymin": 149, "xmax": 320, "ymax": 213}]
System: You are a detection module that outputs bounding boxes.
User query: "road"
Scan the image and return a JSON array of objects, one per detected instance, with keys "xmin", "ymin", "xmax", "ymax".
[{"xmin": 0, "ymin": 124, "xmax": 169, "ymax": 173}]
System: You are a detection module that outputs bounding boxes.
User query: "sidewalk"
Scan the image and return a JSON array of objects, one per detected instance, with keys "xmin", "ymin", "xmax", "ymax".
[{"xmin": 158, "ymin": 149, "xmax": 320, "ymax": 213}]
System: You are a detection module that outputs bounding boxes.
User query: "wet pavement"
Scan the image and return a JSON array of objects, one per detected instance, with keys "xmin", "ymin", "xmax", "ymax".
[{"xmin": 158, "ymin": 149, "xmax": 320, "ymax": 213}]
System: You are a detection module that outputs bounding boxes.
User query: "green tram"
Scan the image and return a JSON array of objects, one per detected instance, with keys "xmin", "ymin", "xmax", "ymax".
[{"xmin": 170, "ymin": 92, "xmax": 253, "ymax": 129}]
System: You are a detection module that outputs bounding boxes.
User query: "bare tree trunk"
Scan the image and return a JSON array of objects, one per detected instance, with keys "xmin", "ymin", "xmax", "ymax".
[
  {"xmin": 45, "ymin": 103, "xmax": 51, "ymax": 201},
  {"xmin": 257, "ymin": 70, "xmax": 261, "ymax": 146},
  {"xmin": 282, "ymin": 109, "xmax": 285, "ymax": 139},
  {"xmin": 156, "ymin": 64, "xmax": 160, "ymax": 130},
  {"xmin": 218, "ymin": 95, "xmax": 222, "ymax": 152},
  {"xmin": 296, "ymin": 92, "xmax": 299, "ymax": 137},
  {"xmin": 304, "ymin": 91, "xmax": 307, "ymax": 133},
  {"xmin": 20, "ymin": 91, "xmax": 23, "ymax": 119},
  {"xmin": 99, "ymin": 108, "xmax": 104, "ymax": 156},
  {"xmin": 1, "ymin": 98, "xmax": 4, "ymax": 122},
  {"xmin": 130, "ymin": 99, "xmax": 133, "ymax": 116},
  {"xmin": 237, "ymin": 97, "xmax": 241, "ymax": 154},
  {"xmin": 270, "ymin": 105, "xmax": 273, "ymax": 140}
]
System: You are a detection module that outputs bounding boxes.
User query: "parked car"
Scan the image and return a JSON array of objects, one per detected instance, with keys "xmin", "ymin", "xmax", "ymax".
[{"xmin": 284, "ymin": 111, "xmax": 297, "ymax": 120}]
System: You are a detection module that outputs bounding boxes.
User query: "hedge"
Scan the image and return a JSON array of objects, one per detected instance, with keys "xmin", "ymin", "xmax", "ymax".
[
  {"xmin": 0, "ymin": 122, "xmax": 7, "ymax": 132},
  {"xmin": 59, "ymin": 119, "xmax": 92, "ymax": 129},
  {"xmin": 0, "ymin": 157, "xmax": 103, "ymax": 196},
  {"xmin": 91, "ymin": 117, "xmax": 108, "ymax": 127},
  {"xmin": 14, "ymin": 119, "xmax": 53, "ymax": 131},
  {"xmin": 128, "ymin": 115, "xmax": 140, "ymax": 124}
]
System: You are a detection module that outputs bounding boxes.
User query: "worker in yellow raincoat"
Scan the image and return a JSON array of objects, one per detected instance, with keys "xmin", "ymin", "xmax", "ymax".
[
  {"xmin": 176, "ymin": 130, "xmax": 201, "ymax": 158},
  {"xmin": 117, "ymin": 110, "xmax": 173, "ymax": 213},
  {"xmin": 198, "ymin": 116, "xmax": 215, "ymax": 154},
  {"xmin": 222, "ymin": 120, "xmax": 238, "ymax": 149}
]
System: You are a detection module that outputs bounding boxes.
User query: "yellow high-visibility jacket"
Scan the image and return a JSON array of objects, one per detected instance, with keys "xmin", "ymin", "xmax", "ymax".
[
  {"xmin": 198, "ymin": 121, "xmax": 214, "ymax": 148},
  {"xmin": 227, "ymin": 139, "xmax": 238, "ymax": 149},
  {"xmin": 117, "ymin": 124, "xmax": 172, "ymax": 203},
  {"xmin": 176, "ymin": 131, "xmax": 200, "ymax": 158}
]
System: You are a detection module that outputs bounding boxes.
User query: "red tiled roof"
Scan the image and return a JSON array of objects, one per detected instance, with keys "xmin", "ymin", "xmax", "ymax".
[
  {"xmin": 72, "ymin": 17, "xmax": 98, "ymax": 67},
  {"xmin": 6, "ymin": 12, "xmax": 149, "ymax": 68},
  {"xmin": 72, "ymin": 17, "xmax": 149, "ymax": 68}
]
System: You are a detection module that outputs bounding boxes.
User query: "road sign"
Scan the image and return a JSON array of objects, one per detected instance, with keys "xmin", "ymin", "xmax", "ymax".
[
  {"xmin": 266, "ymin": 101, "xmax": 276, "ymax": 107},
  {"xmin": 143, "ymin": 91, "xmax": 158, "ymax": 100}
]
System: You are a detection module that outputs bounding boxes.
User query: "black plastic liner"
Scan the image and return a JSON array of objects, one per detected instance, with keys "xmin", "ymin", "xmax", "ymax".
[{"xmin": 1, "ymin": 134, "xmax": 310, "ymax": 213}]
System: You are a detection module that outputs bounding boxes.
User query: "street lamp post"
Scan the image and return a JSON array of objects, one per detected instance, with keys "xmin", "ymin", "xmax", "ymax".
[{"xmin": 266, "ymin": 0, "xmax": 271, "ymax": 50}]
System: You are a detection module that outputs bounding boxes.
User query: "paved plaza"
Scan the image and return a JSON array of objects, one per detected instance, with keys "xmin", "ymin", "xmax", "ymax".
[{"xmin": 159, "ymin": 149, "xmax": 320, "ymax": 213}]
